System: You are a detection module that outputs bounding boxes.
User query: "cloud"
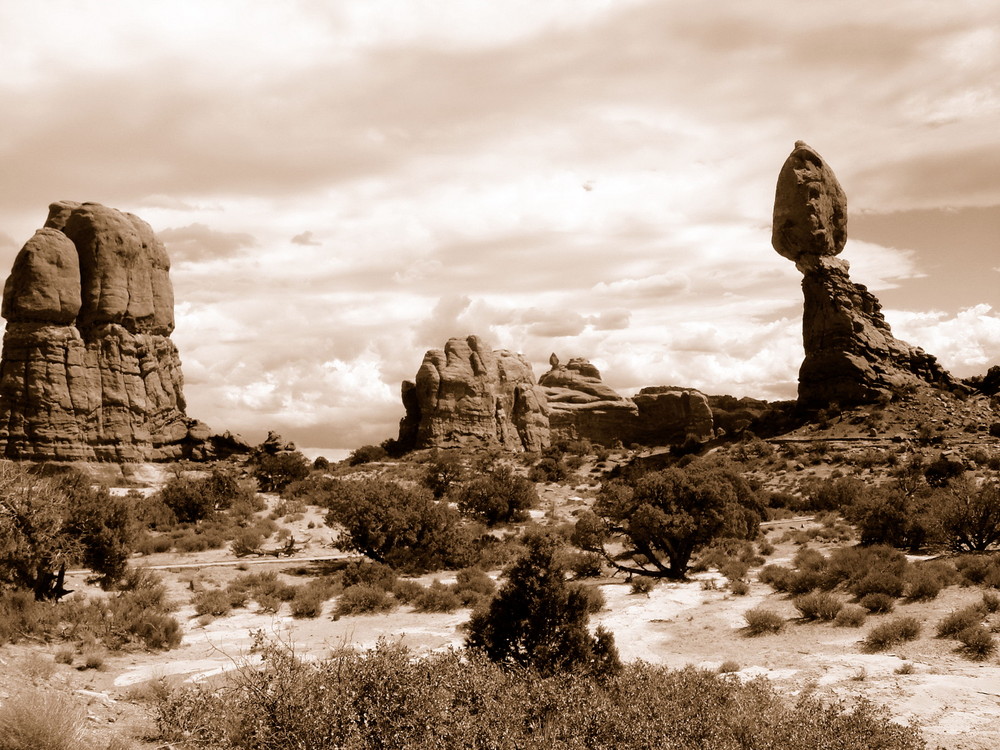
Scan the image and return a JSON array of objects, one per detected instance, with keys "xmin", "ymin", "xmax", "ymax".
[
  {"xmin": 885, "ymin": 304, "xmax": 1000, "ymax": 378},
  {"xmin": 291, "ymin": 231, "xmax": 321, "ymax": 246},
  {"xmin": 159, "ymin": 223, "xmax": 258, "ymax": 262}
]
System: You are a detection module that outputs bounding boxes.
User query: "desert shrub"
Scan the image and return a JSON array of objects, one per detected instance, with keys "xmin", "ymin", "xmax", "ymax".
[
  {"xmin": 579, "ymin": 585, "xmax": 607, "ymax": 613},
  {"xmin": 230, "ymin": 528, "xmax": 264, "ymax": 557},
  {"xmin": 422, "ymin": 452, "xmax": 466, "ymax": 498},
  {"xmin": 904, "ymin": 566, "xmax": 946, "ymax": 601},
  {"xmin": 982, "ymin": 591, "xmax": 1000, "ymax": 613},
  {"xmin": 793, "ymin": 547, "xmax": 827, "ymax": 571},
  {"xmin": 454, "ymin": 567, "xmax": 496, "ymax": 607},
  {"xmin": 229, "ymin": 570, "xmax": 296, "ymax": 609},
  {"xmin": 860, "ymin": 593, "xmax": 895, "ymax": 614},
  {"xmin": 253, "ymin": 451, "xmax": 311, "ymax": 492},
  {"xmin": 151, "ymin": 638, "xmax": 924, "ymax": 750},
  {"xmin": 347, "ymin": 444, "xmax": 388, "ymax": 465},
  {"xmin": 391, "ymin": 579, "xmax": 424, "ymax": 605},
  {"xmin": 863, "ymin": 616, "xmax": 921, "ymax": 652},
  {"xmin": 579, "ymin": 464, "xmax": 763, "ymax": 580},
  {"xmin": 135, "ymin": 533, "xmax": 172, "ymax": 555},
  {"xmin": 957, "ymin": 624, "xmax": 996, "ymax": 660},
  {"xmin": 822, "ymin": 545, "xmax": 907, "ymax": 596},
  {"xmin": 630, "ymin": 577, "xmax": 656, "ymax": 595},
  {"xmin": 923, "ymin": 454, "xmax": 965, "ymax": 487},
  {"xmin": 466, "ymin": 533, "xmax": 620, "ymax": 677},
  {"xmin": 529, "ymin": 456, "xmax": 569, "ymax": 483},
  {"xmin": 413, "ymin": 581, "xmax": 462, "ymax": 613},
  {"xmin": 794, "ymin": 591, "xmax": 843, "ymax": 621},
  {"xmin": 324, "ymin": 479, "xmax": 476, "ymax": 572},
  {"xmin": 757, "ymin": 539, "xmax": 775, "ymax": 556},
  {"xmin": 0, "ymin": 689, "xmax": 87, "ymax": 750},
  {"xmin": 954, "ymin": 554, "xmax": 1000, "ymax": 586},
  {"xmin": 717, "ymin": 660, "xmax": 741, "ymax": 673},
  {"xmin": 834, "ymin": 604, "xmax": 867, "ymax": 628},
  {"xmin": 341, "ymin": 560, "xmax": 397, "ymax": 591},
  {"xmin": 758, "ymin": 564, "xmax": 794, "ymax": 591},
  {"xmin": 936, "ymin": 477, "xmax": 1000, "ymax": 551},
  {"xmin": 455, "ymin": 464, "xmax": 538, "ymax": 526},
  {"xmin": 335, "ymin": 584, "xmax": 395, "ymax": 616},
  {"xmin": 193, "ymin": 588, "xmax": 233, "ymax": 617},
  {"xmin": 730, "ymin": 579, "xmax": 749, "ymax": 596},
  {"xmin": 808, "ymin": 476, "xmax": 867, "ymax": 512},
  {"xmin": 936, "ymin": 606, "xmax": 984, "ymax": 638},
  {"xmin": 565, "ymin": 550, "xmax": 603, "ymax": 578},
  {"xmin": 743, "ymin": 607, "xmax": 784, "ymax": 635},
  {"xmin": 289, "ymin": 587, "xmax": 328, "ymax": 619}
]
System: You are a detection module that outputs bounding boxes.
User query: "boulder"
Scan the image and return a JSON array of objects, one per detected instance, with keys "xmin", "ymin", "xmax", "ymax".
[
  {"xmin": 772, "ymin": 142, "xmax": 959, "ymax": 407},
  {"xmin": 0, "ymin": 201, "xmax": 206, "ymax": 460},
  {"xmin": 397, "ymin": 335, "xmax": 550, "ymax": 452}
]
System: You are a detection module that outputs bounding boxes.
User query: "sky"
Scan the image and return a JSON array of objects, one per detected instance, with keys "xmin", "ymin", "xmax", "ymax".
[{"xmin": 0, "ymin": 1, "xmax": 998, "ymax": 454}]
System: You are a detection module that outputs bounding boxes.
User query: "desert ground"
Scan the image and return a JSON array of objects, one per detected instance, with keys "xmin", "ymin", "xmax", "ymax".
[{"xmin": 3, "ymin": 437, "xmax": 1000, "ymax": 750}]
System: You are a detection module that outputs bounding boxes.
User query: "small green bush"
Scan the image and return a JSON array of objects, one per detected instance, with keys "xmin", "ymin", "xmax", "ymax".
[
  {"xmin": 794, "ymin": 592, "xmax": 843, "ymax": 621},
  {"xmin": 863, "ymin": 617, "xmax": 921, "ymax": 652},
  {"xmin": 743, "ymin": 607, "xmax": 784, "ymax": 636}
]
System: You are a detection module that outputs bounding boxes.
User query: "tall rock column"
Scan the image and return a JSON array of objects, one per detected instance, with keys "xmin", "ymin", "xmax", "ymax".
[
  {"xmin": 772, "ymin": 141, "xmax": 957, "ymax": 407},
  {"xmin": 0, "ymin": 201, "xmax": 203, "ymax": 460}
]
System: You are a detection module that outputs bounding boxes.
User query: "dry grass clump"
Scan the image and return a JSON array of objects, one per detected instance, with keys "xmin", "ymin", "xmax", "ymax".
[
  {"xmin": 862, "ymin": 616, "xmax": 921, "ymax": 652},
  {"xmin": 794, "ymin": 591, "xmax": 843, "ymax": 621},
  {"xmin": 743, "ymin": 607, "xmax": 785, "ymax": 636},
  {"xmin": 0, "ymin": 690, "xmax": 86, "ymax": 750}
]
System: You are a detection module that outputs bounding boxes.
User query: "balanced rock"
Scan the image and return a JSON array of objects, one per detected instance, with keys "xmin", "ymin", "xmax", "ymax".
[
  {"xmin": 772, "ymin": 142, "xmax": 957, "ymax": 407},
  {"xmin": 0, "ymin": 201, "xmax": 206, "ymax": 460},
  {"xmin": 397, "ymin": 335, "xmax": 550, "ymax": 452}
]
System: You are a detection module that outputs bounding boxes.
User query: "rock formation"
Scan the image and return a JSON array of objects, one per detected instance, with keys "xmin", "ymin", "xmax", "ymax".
[
  {"xmin": 397, "ymin": 335, "xmax": 550, "ymax": 452},
  {"xmin": 0, "ymin": 201, "xmax": 210, "ymax": 460},
  {"xmin": 397, "ymin": 343, "xmax": 715, "ymax": 452},
  {"xmin": 539, "ymin": 355, "xmax": 713, "ymax": 446},
  {"xmin": 772, "ymin": 141, "xmax": 957, "ymax": 408},
  {"xmin": 539, "ymin": 355, "xmax": 638, "ymax": 444}
]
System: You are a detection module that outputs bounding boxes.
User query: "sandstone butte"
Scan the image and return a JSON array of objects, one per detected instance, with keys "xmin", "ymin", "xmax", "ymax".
[
  {"xmin": 0, "ymin": 201, "xmax": 218, "ymax": 461},
  {"xmin": 396, "ymin": 336, "xmax": 715, "ymax": 452},
  {"xmin": 771, "ymin": 140, "xmax": 959, "ymax": 409}
]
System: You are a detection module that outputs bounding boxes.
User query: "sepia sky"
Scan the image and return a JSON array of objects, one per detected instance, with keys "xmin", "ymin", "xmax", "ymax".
[{"xmin": 1, "ymin": 1, "xmax": 998, "ymax": 454}]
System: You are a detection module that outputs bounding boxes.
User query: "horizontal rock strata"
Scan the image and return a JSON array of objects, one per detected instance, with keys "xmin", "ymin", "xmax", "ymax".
[{"xmin": 0, "ymin": 201, "xmax": 210, "ymax": 460}]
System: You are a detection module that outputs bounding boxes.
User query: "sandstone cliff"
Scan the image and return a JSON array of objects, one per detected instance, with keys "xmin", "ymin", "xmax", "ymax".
[
  {"xmin": 772, "ymin": 142, "xmax": 958, "ymax": 408},
  {"xmin": 0, "ymin": 201, "xmax": 210, "ymax": 460},
  {"xmin": 397, "ymin": 335, "xmax": 550, "ymax": 452}
]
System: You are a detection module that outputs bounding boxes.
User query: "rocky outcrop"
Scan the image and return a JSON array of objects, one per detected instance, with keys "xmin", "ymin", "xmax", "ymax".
[
  {"xmin": 0, "ymin": 201, "xmax": 210, "ymax": 460},
  {"xmin": 632, "ymin": 386, "xmax": 714, "ymax": 445},
  {"xmin": 772, "ymin": 142, "xmax": 958, "ymax": 408},
  {"xmin": 397, "ymin": 335, "xmax": 550, "ymax": 452},
  {"xmin": 539, "ymin": 355, "xmax": 638, "ymax": 445}
]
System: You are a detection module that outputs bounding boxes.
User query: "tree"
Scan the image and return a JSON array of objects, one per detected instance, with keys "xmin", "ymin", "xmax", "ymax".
[
  {"xmin": 455, "ymin": 463, "xmax": 537, "ymax": 525},
  {"xmin": 0, "ymin": 463, "xmax": 136, "ymax": 599},
  {"xmin": 575, "ymin": 464, "xmax": 762, "ymax": 579},
  {"xmin": 466, "ymin": 533, "xmax": 619, "ymax": 676},
  {"xmin": 323, "ymin": 478, "xmax": 474, "ymax": 571},
  {"xmin": 937, "ymin": 476, "xmax": 1000, "ymax": 552},
  {"xmin": 253, "ymin": 451, "xmax": 310, "ymax": 492}
]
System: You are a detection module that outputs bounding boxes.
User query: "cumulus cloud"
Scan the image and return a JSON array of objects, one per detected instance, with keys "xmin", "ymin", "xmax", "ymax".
[
  {"xmin": 0, "ymin": 1, "xmax": 997, "ymax": 449},
  {"xmin": 291, "ymin": 231, "xmax": 321, "ymax": 246},
  {"xmin": 159, "ymin": 223, "xmax": 257, "ymax": 262}
]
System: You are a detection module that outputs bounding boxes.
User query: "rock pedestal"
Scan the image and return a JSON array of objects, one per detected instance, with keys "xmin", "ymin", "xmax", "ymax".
[
  {"xmin": 0, "ymin": 201, "xmax": 208, "ymax": 460},
  {"xmin": 772, "ymin": 142, "xmax": 957, "ymax": 407}
]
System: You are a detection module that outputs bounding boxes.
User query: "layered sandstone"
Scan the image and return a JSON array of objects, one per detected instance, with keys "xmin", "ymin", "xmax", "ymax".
[
  {"xmin": 772, "ymin": 142, "xmax": 957, "ymax": 408},
  {"xmin": 397, "ymin": 335, "xmax": 550, "ymax": 452},
  {"xmin": 0, "ymin": 201, "xmax": 209, "ymax": 460}
]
